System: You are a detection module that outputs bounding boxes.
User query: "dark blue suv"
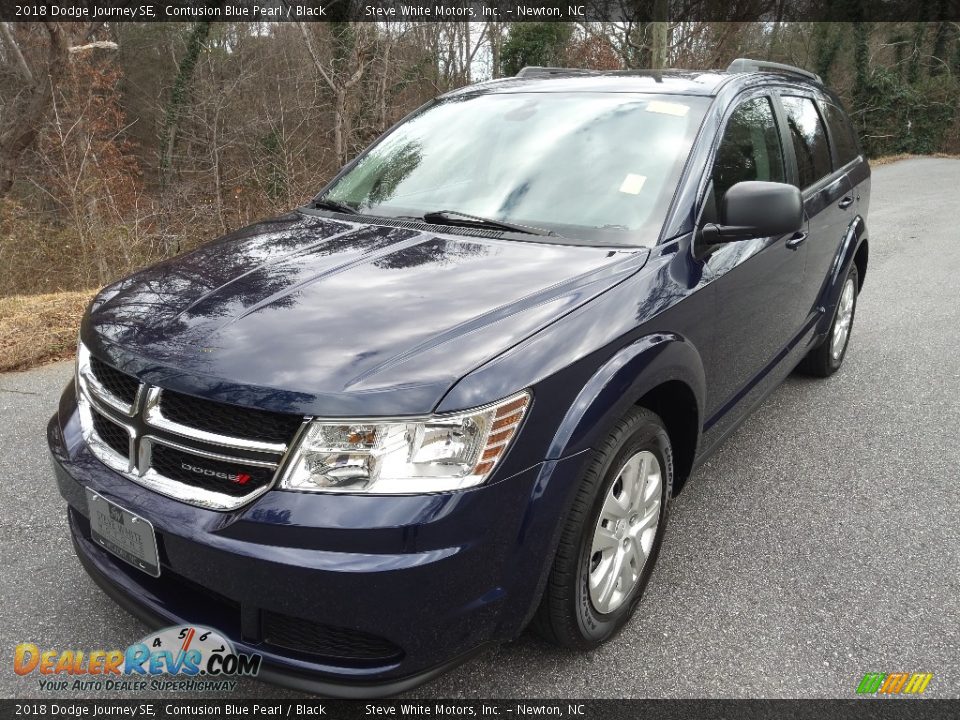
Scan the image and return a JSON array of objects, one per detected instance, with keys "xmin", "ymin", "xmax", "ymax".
[{"xmin": 48, "ymin": 60, "xmax": 870, "ymax": 696}]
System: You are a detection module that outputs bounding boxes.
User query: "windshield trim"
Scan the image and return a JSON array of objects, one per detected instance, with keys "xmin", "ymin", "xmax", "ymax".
[{"xmin": 298, "ymin": 206, "xmax": 655, "ymax": 249}]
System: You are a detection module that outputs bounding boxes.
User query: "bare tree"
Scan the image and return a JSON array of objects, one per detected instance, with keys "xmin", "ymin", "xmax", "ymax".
[
  {"xmin": 0, "ymin": 22, "xmax": 68, "ymax": 197},
  {"xmin": 297, "ymin": 22, "xmax": 373, "ymax": 168}
]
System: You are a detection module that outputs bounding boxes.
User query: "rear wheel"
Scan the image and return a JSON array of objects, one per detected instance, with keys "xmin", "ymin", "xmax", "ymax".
[
  {"xmin": 532, "ymin": 407, "xmax": 672, "ymax": 649},
  {"xmin": 798, "ymin": 264, "xmax": 859, "ymax": 377}
]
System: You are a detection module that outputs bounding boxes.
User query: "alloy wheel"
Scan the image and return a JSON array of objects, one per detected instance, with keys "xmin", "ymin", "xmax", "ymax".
[
  {"xmin": 831, "ymin": 277, "xmax": 856, "ymax": 361},
  {"xmin": 588, "ymin": 450, "xmax": 662, "ymax": 614}
]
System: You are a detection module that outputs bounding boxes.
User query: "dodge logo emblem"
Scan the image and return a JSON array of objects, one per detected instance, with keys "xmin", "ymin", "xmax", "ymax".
[{"xmin": 180, "ymin": 462, "xmax": 251, "ymax": 485}]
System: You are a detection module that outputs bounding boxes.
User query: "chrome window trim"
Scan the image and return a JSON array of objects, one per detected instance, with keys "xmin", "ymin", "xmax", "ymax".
[{"xmin": 143, "ymin": 387, "xmax": 288, "ymax": 456}]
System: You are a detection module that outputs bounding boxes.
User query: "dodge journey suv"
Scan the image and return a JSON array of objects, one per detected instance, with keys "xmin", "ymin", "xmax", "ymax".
[{"xmin": 48, "ymin": 59, "xmax": 870, "ymax": 695}]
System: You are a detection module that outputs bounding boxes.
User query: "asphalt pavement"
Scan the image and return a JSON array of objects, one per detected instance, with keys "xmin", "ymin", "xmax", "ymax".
[{"xmin": 1, "ymin": 158, "xmax": 958, "ymax": 699}]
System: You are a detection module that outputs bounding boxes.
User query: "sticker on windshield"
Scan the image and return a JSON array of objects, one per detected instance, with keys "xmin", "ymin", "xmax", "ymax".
[
  {"xmin": 646, "ymin": 100, "xmax": 690, "ymax": 117},
  {"xmin": 619, "ymin": 174, "xmax": 647, "ymax": 195}
]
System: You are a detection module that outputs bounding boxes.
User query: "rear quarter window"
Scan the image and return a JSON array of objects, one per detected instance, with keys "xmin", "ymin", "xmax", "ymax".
[
  {"xmin": 781, "ymin": 96, "xmax": 833, "ymax": 189},
  {"xmin": 819, "ymin": 101, "xmax": 861, "ymax": 166}
]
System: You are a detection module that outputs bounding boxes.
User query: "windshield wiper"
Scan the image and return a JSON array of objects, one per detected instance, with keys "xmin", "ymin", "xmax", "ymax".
[
  {"xmin": 313, "ymin": 198, "xmax": 358, "ymax": 215},
  {"xmin": 421, "ymin": 210, "xmax": 553, "ymax": 237}
]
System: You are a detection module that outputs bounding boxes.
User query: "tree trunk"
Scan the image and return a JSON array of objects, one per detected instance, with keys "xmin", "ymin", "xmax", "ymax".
[
  {"xmin": 650, "ymin": 0, "xmax": 670, "ymax": 70},
  {"xmin": 0, "ymin": 22, "xmax": 69, "ymax": 198},
  {"xmin": 814, "ymin": 23, "xmax": 844, "ymax": 84},
  {"xmin": 160, "ymin": 21, "xmax": 212, "ymax": 187},
  {"xmin": 379, "ymin": 39, "xmax": 390, "ymax": 130},
  {"xmin": 930, "ymin": 20, "xmax": 949, "ymax": 75},
  {"xmin": 333, "ymin": 88, "xmax": 346, "ymax": 168},
  {"xmin": 0, "ymin": 22, "xmax": 34, "ymax": 83},
  {"xmin": 852, "ymin": 20, "xmax": 871, "ymax": 129},
  {"xmin": 489, "ymin": 22, "xmax": 502, "ymax": 79},
  {"xmin": 907, "ymin": 21, "xmax": 927, "ymax": 84},
  {"xmin": 650, "ymin": 22, "xmax": 669, "ymax": 69}
]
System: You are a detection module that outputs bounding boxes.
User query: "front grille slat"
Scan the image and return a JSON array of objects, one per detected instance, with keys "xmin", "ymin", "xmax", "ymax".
[
  {"xmin": 262, "ymin": 610, "xmax": 404, "ymax": 664},
  {"xmin": 159, "ymin": 390, "xmax": 302, "ymax": 445},
  {"xmin": 89, "ymin": 356, "xmax": 139, "ymax": 406},
  {"xmin": 149, "ymin": 444, "xmax": 274, "ymax": 498},
  {"xmin": 91, "ymin": 412, "xmax": 129, "ymax": 457}
]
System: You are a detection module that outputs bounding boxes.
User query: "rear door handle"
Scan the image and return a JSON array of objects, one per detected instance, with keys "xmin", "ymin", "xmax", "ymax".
[
  {"xmin": 838, "ymin": 196, "xmax": 855, "ymax": 210},
  {"xmin": 786, "ymin": 231, "xmax": 807, "ymax": 250}
]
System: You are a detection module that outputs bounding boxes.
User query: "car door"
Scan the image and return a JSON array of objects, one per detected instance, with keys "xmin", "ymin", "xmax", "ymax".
[
  {"xmin": 819, "ymin": 96, "xmax": 871, "ymax": 265},
  {"xmin": 697, "ymin": 93, "xmax": 809, "ymax": 429},
  {"xmin": 778, "ymin": 94, "xmax": 853, "ymax": 321}
]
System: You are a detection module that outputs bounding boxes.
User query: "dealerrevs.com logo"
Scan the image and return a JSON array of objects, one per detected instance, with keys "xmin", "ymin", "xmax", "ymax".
[{"xmin": 15, "ymin": 625, "xmax": 261, "ymax": 692}]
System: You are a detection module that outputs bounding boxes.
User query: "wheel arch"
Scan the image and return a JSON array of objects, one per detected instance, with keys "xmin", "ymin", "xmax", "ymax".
[
  {"xmin": 634, "ymin": 379, "xmax": 699, "ymax": 493},
  {"xmin": 546, "ymin": 333, "xmax": 705, "ymax": 494},
  {"xmin": 853, "ymin": 237, "xmax": 868, "ymax": 291},
  {"xmin": 817, "ymin": 215, "xmax": 868, "ymax": 336},
  {"xmin": 506, "ymin": 334, "xmax": 706, "ymax": 638}
]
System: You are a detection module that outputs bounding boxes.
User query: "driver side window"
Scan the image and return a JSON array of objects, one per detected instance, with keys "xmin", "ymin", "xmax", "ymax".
[{"xmin": 703, "ymin": 97, "xmax": 786, "ymax": 224}]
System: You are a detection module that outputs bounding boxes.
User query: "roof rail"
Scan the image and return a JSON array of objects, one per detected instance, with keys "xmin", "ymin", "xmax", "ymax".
[
  {"xmin": 726, "ymin": 58, "xmax": 822, "ymax": 84},
  {"xmin": 516, "ymin": 66, "xmax": 598, "ymax": 78}
]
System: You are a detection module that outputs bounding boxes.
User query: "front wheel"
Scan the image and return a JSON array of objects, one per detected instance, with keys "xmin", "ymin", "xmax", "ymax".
[
  {"xmin": 797, "ymin": 263, "xmax": 859, "ymax": 377},
  {"xmin": 532, "ymin": 407, "xmax": 672, "ymax": 650}
]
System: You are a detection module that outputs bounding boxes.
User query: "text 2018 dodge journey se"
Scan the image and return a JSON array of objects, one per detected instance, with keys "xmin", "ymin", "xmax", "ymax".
[{"xmin": 48, "ymin": 60, "xmax": 869, "ymax": 695}]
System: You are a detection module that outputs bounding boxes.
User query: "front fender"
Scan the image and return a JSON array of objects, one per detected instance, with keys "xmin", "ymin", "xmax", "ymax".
[
  {"xmin": 818, "ymin": 215, "xmax": 867, "ymax": 336},
  {"xmin": 499, "ymin": 333, "xmax": 706, "ymax": 636},
  {"xmin": 546, "ymin": 333, "xmax": 706, "ymax": 460}
]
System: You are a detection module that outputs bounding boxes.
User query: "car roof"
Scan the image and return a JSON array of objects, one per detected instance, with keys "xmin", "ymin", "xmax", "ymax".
[{"xmin": 441, "ymin": 67, "xmax": 821, "ymax": 99}]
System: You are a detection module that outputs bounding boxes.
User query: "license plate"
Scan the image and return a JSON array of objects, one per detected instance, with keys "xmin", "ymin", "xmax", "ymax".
[{"xmin": 86, "ymin": 490, "xmax": 160, "ymax": 577}]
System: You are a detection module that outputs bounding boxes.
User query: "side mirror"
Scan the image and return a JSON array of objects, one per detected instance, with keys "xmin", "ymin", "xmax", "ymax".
[{"xmin": 702, "ymin": 181, "xmax": 803, "ymax": 244}]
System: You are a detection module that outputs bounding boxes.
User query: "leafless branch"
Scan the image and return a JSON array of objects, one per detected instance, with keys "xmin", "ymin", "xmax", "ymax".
[{"xmin": 0, "ymin": 22, "xmax": 34, "ymax": 84}]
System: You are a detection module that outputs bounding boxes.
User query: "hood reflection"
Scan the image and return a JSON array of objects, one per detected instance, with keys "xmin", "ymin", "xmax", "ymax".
[{"xmin": 84, "ymin": 211, "xmax": 648, "ymax": 416}]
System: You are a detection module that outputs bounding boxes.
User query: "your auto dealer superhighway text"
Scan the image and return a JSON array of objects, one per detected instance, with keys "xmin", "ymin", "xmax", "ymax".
[{"xmin": 17, "ymin": 705, "xmax": 323, "ymax": 717}]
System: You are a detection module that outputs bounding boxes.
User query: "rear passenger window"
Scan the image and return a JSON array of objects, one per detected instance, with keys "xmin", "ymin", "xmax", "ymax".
[
  {"xmin": 819, "ymin": 101, "xmax": 860, "ymax": 166},
  {"xmin": 711, "ymin": 96, "xmax": 786, "ymax": 202},
  {"xmin": 781, "ymin": 96, "xmax": 833, "ymax": 188}
]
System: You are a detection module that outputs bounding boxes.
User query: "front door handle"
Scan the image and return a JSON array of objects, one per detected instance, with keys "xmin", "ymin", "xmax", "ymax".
[
  {"xmin": 838, "ymin": 196, "xmax": 855, "ymax": 210},
  {"xmin": 786, "ymin": 231, "xmax": 807, "ymax": 250}
]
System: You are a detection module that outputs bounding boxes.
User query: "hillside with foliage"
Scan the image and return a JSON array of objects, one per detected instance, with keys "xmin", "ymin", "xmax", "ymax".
[{"xmin": 2, "ymin": 20, "xmax": 959, "ymax": 297}]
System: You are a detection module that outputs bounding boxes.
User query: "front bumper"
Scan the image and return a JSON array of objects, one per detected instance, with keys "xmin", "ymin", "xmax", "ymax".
[{"xmin": 48, "ymin": 383, "xmax": 587, "ymax": 695}]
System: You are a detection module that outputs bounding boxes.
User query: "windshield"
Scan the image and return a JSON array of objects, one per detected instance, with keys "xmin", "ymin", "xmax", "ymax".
[{"xmin": 319, "ymin": 92, "xmax": 709, "ymax": 245}]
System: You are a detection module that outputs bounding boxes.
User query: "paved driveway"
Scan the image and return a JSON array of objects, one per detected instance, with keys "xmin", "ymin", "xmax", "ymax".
[{"xmin": 2, "ymin": 158, "xmax": 958, "ymax": 699}]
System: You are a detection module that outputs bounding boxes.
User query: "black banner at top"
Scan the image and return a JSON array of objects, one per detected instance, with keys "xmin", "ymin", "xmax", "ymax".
[{"xmin": 2, "ymin": 0, "xmax": 960, "ymax": 23}]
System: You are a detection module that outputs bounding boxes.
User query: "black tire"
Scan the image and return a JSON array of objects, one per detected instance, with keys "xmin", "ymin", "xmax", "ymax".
[
  {"xmin": 532, "ymin": 407, "xmax": 673, "ymax": 650},
  {"xmin": 797, "ymin": 263, "xmax": 859, "ymax": 377}
]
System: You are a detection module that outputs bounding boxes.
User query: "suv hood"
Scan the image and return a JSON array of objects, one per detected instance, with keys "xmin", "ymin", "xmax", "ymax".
[{"xmin": 84, "ymin": 212, "xmax": 649, "ymax": 416}]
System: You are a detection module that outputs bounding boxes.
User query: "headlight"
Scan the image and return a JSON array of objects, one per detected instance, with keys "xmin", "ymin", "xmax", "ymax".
[{"xmin": 279, "ymin": 391, "xmax": 530, "ymax": 494}]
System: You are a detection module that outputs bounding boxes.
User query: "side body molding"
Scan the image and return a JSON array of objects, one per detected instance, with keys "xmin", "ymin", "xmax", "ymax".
[{"xmin": 546, "ymin": 333, "xmax": 706, "ymax": 461}]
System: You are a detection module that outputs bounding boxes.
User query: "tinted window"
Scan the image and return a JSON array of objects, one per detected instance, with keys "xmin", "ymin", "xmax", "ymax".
[
  {"xmin": 323, "ymin": 93, "xmax": 710, "ymax": 246},
  {"xmin": 782, "ymin": 96, "xmax": 833, "ymax": 188},
  {"xmin": 712, "ymin": 97, "xmax": 786, "ymax": 201},
  {"xmin": 819, "ymin": 101, "xmax": 860, "ymax": 166}
]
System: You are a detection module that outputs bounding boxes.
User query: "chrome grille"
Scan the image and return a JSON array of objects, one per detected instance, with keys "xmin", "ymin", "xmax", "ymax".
[
  {"xmin": 76, "ymin": 343, "xmax": 306, "ymax": 511},
  {"xmin": 159, "ymin": 389, "xmax": 303, "ymax": 445},
  {"xmin": 91, "ymin": 412, "xmax": 130, "ymax": 458},
  {"xmin": 150, "ymin": 442, "xmax": 276, "ymax": 498},
  {"xmin": 89, "ymin": 356, "xmax": 139, "ymax": 406}
]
